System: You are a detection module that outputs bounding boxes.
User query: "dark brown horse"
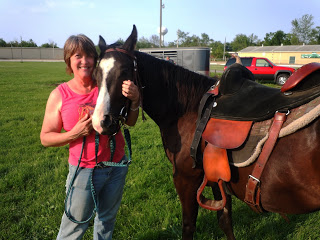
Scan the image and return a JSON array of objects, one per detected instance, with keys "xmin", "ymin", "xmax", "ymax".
[{"xmin": 92, "ymin": 25, "xmax": 320, "ymax": 240}]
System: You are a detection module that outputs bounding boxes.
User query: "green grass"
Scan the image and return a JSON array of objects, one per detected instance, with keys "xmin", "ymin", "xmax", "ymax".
[
  {"xmin": 1, "ymin": 62, "xmax": 320, "ymax": 239},
  {"xmin": 210, "ymin": 64, "xmax": 224, "ymax": 78}
]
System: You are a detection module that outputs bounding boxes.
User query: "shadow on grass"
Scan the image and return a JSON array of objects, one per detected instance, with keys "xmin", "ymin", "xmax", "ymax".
[
  {"xmin": 134, "ymin": 226, "xmax": 182, "ymax": 240},
  {"xmin": 194, "ymin": 198, "xmax": 320, "ymax": 240}
]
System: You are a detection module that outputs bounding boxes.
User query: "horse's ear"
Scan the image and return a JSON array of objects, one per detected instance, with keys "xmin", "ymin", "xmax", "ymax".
[
  {"xmin": 98, "ymin": 35, "xmax": 108, "ymax": 53},
  {"xmin": 122, "ymin": 25, "xmax": 137, "ymax": 52}
]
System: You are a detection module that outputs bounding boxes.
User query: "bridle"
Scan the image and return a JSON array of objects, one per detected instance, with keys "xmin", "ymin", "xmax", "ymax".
[
  {"xmin": 105, "ymin": 47, "xmax": 136, "ymax": 60},
  {"xmin": 103, "ymin": 47, "xmax": 145, "ymax": 122}
]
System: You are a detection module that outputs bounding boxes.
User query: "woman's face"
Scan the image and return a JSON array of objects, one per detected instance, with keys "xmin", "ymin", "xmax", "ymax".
[{"xmin": 70, "ymin": 51, "xmax": 95, "ymax": 80}]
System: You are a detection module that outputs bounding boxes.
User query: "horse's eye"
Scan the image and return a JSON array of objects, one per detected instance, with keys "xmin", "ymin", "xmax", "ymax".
[{"xmin": 120, "ymin": 69, "xmax": 131, "ymax": 77}]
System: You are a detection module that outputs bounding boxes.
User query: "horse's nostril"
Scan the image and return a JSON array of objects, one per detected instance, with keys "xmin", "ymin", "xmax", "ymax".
[{"xmin": 101, "ymin": 115, "xmax": 112, "ymax": 128}]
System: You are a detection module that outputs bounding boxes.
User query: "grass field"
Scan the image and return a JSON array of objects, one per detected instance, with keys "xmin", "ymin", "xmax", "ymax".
[{"xmin": 1, "ymin": 62, "xmax": 320, "ymax": 240}]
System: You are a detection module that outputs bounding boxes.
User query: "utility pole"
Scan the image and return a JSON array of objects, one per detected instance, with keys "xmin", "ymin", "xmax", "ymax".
[
  {"xmin": 160, "ymin": 0, "xmax": 162, "ymax": 47},
  {"xmin": 52, "ymin": 41, "xmax": 55, "ymax": 59},
  {"xmin": 223, "ymin": 37, "xmax": 226, "ymax": 61},
  {"xmin": 20, "ymin": 36, "xmax": 23, "ymax": 63}
]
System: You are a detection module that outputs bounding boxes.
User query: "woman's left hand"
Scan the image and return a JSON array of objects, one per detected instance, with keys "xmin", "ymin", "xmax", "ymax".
[
  {"xmin": 122, "ymin": 80, "xmax": 140, "ymax": 103},
  {"xmin": 122, "ymin": 80, "xmax": 140, "ymax": 126}
]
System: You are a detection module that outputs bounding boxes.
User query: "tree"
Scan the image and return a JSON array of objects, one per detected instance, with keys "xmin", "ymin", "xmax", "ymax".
[
  {"xmin": 209, "ymin": 41, "xmax": 224, "ymax": 59},
  {"xmin": 231, "ymin": 34, "xmax": 251, "ymax": 52},
  {"xmin": 248, "ymin": 33, "xmax": 260, "ymax": 46},
  {"xmin": 149, "ymin": 35, "xmax": 160, "ymax": 47},
  {"xmin": 264, "ymin": 32, "xmax": 275, "ymax": 45},
  {"xmin": 176, "ymin": 29, "xmax": 189, "ymax": 47},
  {"xmin": 0, "ymin": 38, "xmax": 6, "ymax": 47},
  {"xmin": 40, "ymin": 43, "xmax": 52, "ymax": 48},
  {"xmin": 21, "ymin": 39, "xmax": 37, "ymax": 47},
  {"xmin": 167, "ymin": 41, "xmax": 177, "ymax": 47},
  {"xmin": 200, "ymin": 33, "xmax": 213, "ymax": 46},
  {"xmin": 174, "ymin": 30, "xmax": 215, "ymax": 47},
  {"xmin": 40, "ymin": 41, "xmax": 58, "ymax": 48},
  {"xmin": 310, "ymin": 26, "xmax": 320, "ymax": 44},
  {"xmin": 291, "ymin": 14, "xmax": 315, "ymax": 44},
  {"xmin": 116, "ymin": 38, "xmax": 125, "ymax": 45},
  {"xmin": 183, "ymin": 34, "xmax": 201, "ymax": 47},
  {"xmin": 8, "ymin": 40, "xmax": 19, "ymax": 47},
  {"xmin": 136, "ymin": 36, "xmax": 152, "ymax": 49},
  {"xmin": 263, "ymin": 30, "xmax": 291, "ymax": 46}
]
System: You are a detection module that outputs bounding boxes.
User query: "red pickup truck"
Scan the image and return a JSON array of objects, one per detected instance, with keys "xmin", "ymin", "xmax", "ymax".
[{"xmin": 224, "ymin": 57, "xmax": 295, "ymax": 85}]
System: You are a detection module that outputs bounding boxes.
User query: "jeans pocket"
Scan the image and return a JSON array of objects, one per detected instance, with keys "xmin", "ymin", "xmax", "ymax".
[{"xmin": 66, "ymin": 165, "xmax": 92, "ymax": 194}]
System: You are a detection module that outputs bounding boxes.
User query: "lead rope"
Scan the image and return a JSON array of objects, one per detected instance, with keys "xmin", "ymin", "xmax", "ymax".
[
  {"xmin": 64, "ymin": 136, "xmax": 97, "ymax": 224},
  {"xmin": 64, "ymin": 127, "xmax": 132, "ymax": 224},
  {"xmin": 96, "ymin": 127, "xmax": 132, "ymax": 167}
]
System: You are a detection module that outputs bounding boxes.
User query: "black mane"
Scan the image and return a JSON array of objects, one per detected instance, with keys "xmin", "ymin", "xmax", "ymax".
[{"xmin": 135, "ymin": 51, "xmax": 217, "ymax": 117}]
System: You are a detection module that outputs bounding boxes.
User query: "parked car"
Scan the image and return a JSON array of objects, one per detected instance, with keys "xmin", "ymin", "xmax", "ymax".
[{"xmin": 224, "ymin": 57, "xmax": 296, "ymax": 85}]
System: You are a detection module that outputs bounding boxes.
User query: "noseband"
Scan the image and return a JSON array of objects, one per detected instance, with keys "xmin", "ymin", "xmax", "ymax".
[{"xmin": 104, "ymin": 47, "xmax": 145, "ymax": 121}]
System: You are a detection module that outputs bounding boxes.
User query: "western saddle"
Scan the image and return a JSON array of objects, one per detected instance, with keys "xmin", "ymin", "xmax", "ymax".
[{"xmin": 191, "ymin": 62, "xmax": 320, "ymax": 212}]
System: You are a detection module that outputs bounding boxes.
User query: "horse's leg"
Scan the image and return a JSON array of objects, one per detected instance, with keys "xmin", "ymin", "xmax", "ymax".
[
  {"xmin": 173, "ymin": 171, "xmax": 203, "ymax": 240},
  {"xmin": 160, "ymin": 114, "xmax": 203, "ymax": 239},
  {"xmin": 212, "ymin": 184, "xmax": 236, "ymax": 240}
]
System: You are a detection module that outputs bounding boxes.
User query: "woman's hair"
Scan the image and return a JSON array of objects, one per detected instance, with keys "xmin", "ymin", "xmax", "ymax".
[{"xmin": 63, "ymin": 34, "xmax": 98, "ymax": 75}]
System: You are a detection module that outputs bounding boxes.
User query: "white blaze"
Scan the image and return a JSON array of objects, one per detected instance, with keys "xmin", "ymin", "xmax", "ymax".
[{"xmin": 92, "ymin": 58, "xmax": 115, "ymax": 134}]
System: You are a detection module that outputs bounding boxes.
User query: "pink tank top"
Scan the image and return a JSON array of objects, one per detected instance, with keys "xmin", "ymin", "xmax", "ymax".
[{"xmin": 58, "ymin": 82, "xmax": 125, "ymax": 168}]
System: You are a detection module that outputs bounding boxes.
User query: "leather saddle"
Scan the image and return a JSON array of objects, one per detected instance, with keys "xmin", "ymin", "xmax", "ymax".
[
  {"xmin": 194, "ymin": 62, "xmax": 320, "ymax": 211},
  {"xmin": 212, "ymin": 63, "xmax": 320, "ymax": 121}
]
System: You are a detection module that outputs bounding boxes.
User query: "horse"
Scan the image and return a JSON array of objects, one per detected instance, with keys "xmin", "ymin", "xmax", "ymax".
[{"xmin": 91, "ymin": 25, "xmax": 320, "ymax": 240}]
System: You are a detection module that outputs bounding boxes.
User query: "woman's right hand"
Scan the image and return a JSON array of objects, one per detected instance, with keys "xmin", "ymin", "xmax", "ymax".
[{"xmin": 71, "ymin": 114, "xmax": 93, "ymax": 138}]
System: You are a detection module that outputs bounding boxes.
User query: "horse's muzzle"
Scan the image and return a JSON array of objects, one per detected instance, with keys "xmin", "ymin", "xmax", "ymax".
[{"xmin": 100, "ymin": 115, "xmax": 120, "ymax": 135}]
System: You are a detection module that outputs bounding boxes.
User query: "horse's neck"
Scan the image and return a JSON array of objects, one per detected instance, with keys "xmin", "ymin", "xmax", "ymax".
[{"xmin": 137, "ymin": 53, "xmax": 215, "ymax": 125}]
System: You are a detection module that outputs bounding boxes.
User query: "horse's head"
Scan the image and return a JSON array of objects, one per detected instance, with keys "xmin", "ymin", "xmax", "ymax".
[{"xmin": 92, "ymin": 25, "xmax": 137, "ymax": 135}]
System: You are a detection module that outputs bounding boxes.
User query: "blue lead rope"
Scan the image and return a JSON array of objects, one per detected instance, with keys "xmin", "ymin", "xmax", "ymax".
[
  {"xmin": 64, "ymin": 127, "xmax": 132, "ymax": 224},
  {"xmin": 95, "ymin": 127, "xmax": 132, "ymax": 167},
  {"xmin": 64, "ymin": 136, "xmax": 97, "ymax": 224}
]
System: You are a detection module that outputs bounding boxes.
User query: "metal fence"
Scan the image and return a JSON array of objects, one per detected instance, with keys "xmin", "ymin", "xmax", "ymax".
[
  {"xmin": 0, "ymin": 47, "xmax": 63, "ymax": 60},
  {"xmin": 139, "ymin": 47, "xmax": 210, "ymax": 76}
]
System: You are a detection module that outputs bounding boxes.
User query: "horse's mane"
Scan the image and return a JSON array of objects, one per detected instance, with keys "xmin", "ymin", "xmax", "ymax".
[{"xmin": 135, "ymin": 51, "xmax": 217, "ymax": 115}]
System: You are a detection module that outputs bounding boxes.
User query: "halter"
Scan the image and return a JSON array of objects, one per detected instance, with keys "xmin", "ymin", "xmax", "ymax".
[
  {"xmin": 105, "ymin": 47, "xmax": 136, "ymax": 60},
  {"xmin": 104, "ymin": 48, "xmax": 146, "ymax": 121}
]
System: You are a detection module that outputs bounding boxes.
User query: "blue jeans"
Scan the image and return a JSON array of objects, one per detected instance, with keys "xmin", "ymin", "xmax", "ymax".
[{"xmin": 57, "ymin": 159, "xmax": 128, "ymax": 240}]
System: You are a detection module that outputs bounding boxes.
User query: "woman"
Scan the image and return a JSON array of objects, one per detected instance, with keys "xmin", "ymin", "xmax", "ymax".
[{"xmin": 40, "ymin": 34, "xmax": 140, "ymax": 240}]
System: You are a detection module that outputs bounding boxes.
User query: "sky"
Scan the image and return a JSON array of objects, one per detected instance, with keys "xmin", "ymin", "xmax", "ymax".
[{"xmin": 1, "ymin": 0, "xmax": 320, "ymax": 48}]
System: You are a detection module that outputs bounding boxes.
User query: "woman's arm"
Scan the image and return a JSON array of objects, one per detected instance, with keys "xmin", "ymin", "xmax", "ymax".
[{"xmin": 40, "ymin": 88, "xmax": 93, "ymax": 147}]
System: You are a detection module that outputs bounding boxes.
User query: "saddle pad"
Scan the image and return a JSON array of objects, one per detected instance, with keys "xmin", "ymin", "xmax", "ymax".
[
  {"xmin": 230, "ymin": 95, "xmax": 320, "ymax": 167},
  {"xmin": 202, "ymin": 118, "xmax": 253, "ymax": 149}
]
